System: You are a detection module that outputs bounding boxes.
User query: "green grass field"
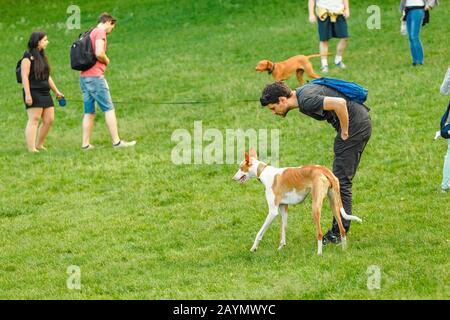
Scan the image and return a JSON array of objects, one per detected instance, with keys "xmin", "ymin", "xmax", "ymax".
[{"xmin": 0, "ymin": 0, "xmax": 449, "ymax": 299}]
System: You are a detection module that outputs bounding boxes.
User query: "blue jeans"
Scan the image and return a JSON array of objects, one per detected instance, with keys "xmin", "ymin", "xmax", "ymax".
[
  {"xmin": 80, "ymin": 77, "xmax": 114, "ymax": 114},
  {"xmin": 442, "ymin": 140, "xmax": 450, "ymax": 190},
  {"xmin": 406, "ymin": 8, "xmax": 424, "ymax": 65}
]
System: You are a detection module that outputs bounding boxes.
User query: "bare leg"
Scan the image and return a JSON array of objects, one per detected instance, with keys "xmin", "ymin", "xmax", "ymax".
[
  {"xmin": 320, "ymin": 41, "xmax": 329, "ymax": 66},
  {"xmin": 25, "ymin": 108, "xmax": 43, "ymax": 152},
  {"xmin": 104, "ymin": 109, "xmax": 120, "ymax": 145},
  {"xmin": 82, "ymin": 113, "xmax": 95, "ymax": 147},
  {"xmin": 336, "ymin": 38, "xmax": 348, "ymax": 60},
  {"xmin": 36, "ymin": 107, "xmax": 54, "ymax": 149}
]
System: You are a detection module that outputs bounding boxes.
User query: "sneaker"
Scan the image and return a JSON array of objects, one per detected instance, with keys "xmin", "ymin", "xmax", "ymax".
[
  {"xmin": 335, "ymin": 61, "xmax": 346, "ymax": 69},
  {"xmin": 81, "ymin": 144, "xmax": 95, "ymax": 151},
  {"xmin": 113, "ymin": 140, "xmax": 136, "ymax": 148},
  {"xmin": 322, "ymin": 229, "xmax": 341, "ymax": 246},
  {"xmin": 434, "ymin": 131, "xmax": 441, "ymax": 140},
  {"xmin": 320, "ymin": 65, "xmax": 329, "ymax": 73}
]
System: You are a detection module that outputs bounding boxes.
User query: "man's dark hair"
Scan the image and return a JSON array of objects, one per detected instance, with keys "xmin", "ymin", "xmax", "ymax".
[
  {"xmin": 98, "ymin": 12, "xmax": 117, "ymax": 24},
  {"xmin": 260, "ymin": 81, "xmax": 292, "ymax": 106}
]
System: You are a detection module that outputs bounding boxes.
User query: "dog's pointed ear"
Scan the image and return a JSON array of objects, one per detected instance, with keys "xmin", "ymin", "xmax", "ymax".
[
  {"xmin": 249, "ymin": 147, "xmax": 257, "ymax": 159},
  {"xmin": 244, "ymin": 152, "xmax": 250, "ymax": 164}
]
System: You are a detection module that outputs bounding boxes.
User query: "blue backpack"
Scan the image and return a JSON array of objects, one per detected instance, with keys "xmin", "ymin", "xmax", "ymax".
[
  {"xmin": 440, "ymin": 102, "xmax": 450, "ymax": 139},
  {"xmin": 310, "ymin": 77, "xmax": 369, "ymax": 104}
]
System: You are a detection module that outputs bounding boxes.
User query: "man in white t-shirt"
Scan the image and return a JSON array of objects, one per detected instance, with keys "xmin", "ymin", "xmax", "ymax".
[{"xmin": 308, "ymin": 0, "xmax": 350, "ymax": 73}]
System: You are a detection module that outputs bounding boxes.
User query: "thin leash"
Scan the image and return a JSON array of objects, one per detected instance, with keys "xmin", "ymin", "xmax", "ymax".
[{"xmin": 64, "ymin": 98, "xmax": 260, "ymax": 105}]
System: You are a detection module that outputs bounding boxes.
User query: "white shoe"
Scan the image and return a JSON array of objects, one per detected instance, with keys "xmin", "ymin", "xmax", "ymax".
[
  {"xmin": 113, "ymin": 140, "xmax": 136, "ymax": 148},
  {"xmin": 82, "ymin": 144, "xmax": 95, "ymax": 151},
  {"xmin": 434, "ymin": 131, "xmax": 441, "ymax": 140},
  {"xmin": 442, "ymin": 184, "xmax": 450, "ymax": 193},
  {"xmin": 335, "ymin": 61, "xmax": 346, "ymax": 69},
  {"xmin": 320, "ymin": 65, "xmax": 329, "ymax": 73}
]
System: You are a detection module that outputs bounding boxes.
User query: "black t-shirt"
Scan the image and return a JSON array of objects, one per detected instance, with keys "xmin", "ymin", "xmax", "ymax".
[
  {"xmin": 296, "ymin": 84, "xmax": 371, "ymax": 137},
  {"xmin": 23, "ymin": 51, "xmax": 50, "ymax": 90}
]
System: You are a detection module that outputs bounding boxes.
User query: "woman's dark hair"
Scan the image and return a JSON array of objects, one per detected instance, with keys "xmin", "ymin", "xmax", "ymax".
[
  {"xmin": 260, "ymin": 81, "xmax": 292, "ymax": 106},
  {"xmin": 27, "ymin": 31, "xmax": 50, "ymax": 80}
]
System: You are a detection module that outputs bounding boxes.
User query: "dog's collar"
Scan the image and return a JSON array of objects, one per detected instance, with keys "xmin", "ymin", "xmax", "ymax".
[
  {"xmin": 268, "ymin": 63, "xmax": 275, "ymax": 75},
  {"xmin": 256, "ymin": 162, "xmax": 268, "ymax": 179}
]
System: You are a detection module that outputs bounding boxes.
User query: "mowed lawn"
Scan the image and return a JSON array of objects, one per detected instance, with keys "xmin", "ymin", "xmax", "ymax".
[{"xmin": 0, "ymin": 0, "xmax": 449, "ymax": 299}]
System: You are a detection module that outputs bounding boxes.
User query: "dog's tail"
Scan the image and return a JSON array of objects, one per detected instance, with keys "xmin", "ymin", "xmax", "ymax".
[
  {"xmin": 325, "ymin": 170, "xmax": 363, "ymax": 223},
  {"xmin": 307, "ymin": 53, "xmax": 333, "ymax": 59},
  {"xmin": 340, "ymin": 207, "xmax": 363, "ymax": 223}
]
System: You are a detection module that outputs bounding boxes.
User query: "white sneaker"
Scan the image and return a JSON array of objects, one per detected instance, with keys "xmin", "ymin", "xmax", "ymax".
[
  {"xmin": 82, "ymin": 144, "xmax": 95, "ymax": 151},
  {"xmin": 320, "ymin": 65, "xmax": 329, "ymax": 73},
  {"xmin": 113, "ymin": 140, "xmax": 136, "ymax": 148},
  {"xmin": 335, "ymin": 61, "xmax": 346, "ymax": 69},
  {"xmin": 434, "ymin": 131, "xmax": 441, "ymax": 140}
]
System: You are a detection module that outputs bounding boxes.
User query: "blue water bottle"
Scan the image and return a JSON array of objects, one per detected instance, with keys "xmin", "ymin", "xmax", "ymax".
[{"xmin": 58, "ymin": 96, "xmax": 66, "ymax": 107}]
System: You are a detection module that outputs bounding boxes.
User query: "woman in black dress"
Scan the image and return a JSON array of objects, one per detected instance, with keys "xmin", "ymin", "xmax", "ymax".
[{"xmin": 21, "ymin": 32, "xmax": 63, "ymax": 152}]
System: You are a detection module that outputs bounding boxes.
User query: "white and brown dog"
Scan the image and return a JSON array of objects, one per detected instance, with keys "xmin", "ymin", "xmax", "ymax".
[{"xmin": 232, "ymin": 148, "xmax": 362, "ymax": 255}]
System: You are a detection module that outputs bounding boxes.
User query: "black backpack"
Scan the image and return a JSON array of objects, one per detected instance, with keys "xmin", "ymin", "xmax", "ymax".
[
  {"xmin": 70, "ymin": 29, "xmax": 96, "ymax": 71},
  {"xmin": 15, "ymin": 51, "xmax": 29, "ymax": 83},
  {"xmin": 16, "ymin": 58, "xmax": 23, "ymax": 83},
  {"xmin": 440, "ymin": 102, "xmax": 450, "ymax": 139}
]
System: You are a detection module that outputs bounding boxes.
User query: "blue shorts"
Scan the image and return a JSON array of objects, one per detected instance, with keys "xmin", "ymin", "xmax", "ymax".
[
  {"xmin": 80, "ymin": 77, "xmax": 114, "ymax": 114},
  {"xmin": 317, "ymin": 15, "xmax": 349, "ymax": 41}
]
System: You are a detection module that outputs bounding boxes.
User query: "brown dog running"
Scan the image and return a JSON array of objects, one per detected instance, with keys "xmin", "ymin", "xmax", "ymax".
[{"xmin": 255, "ymin": 54, "xmax": 324, "ymax": 85}]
